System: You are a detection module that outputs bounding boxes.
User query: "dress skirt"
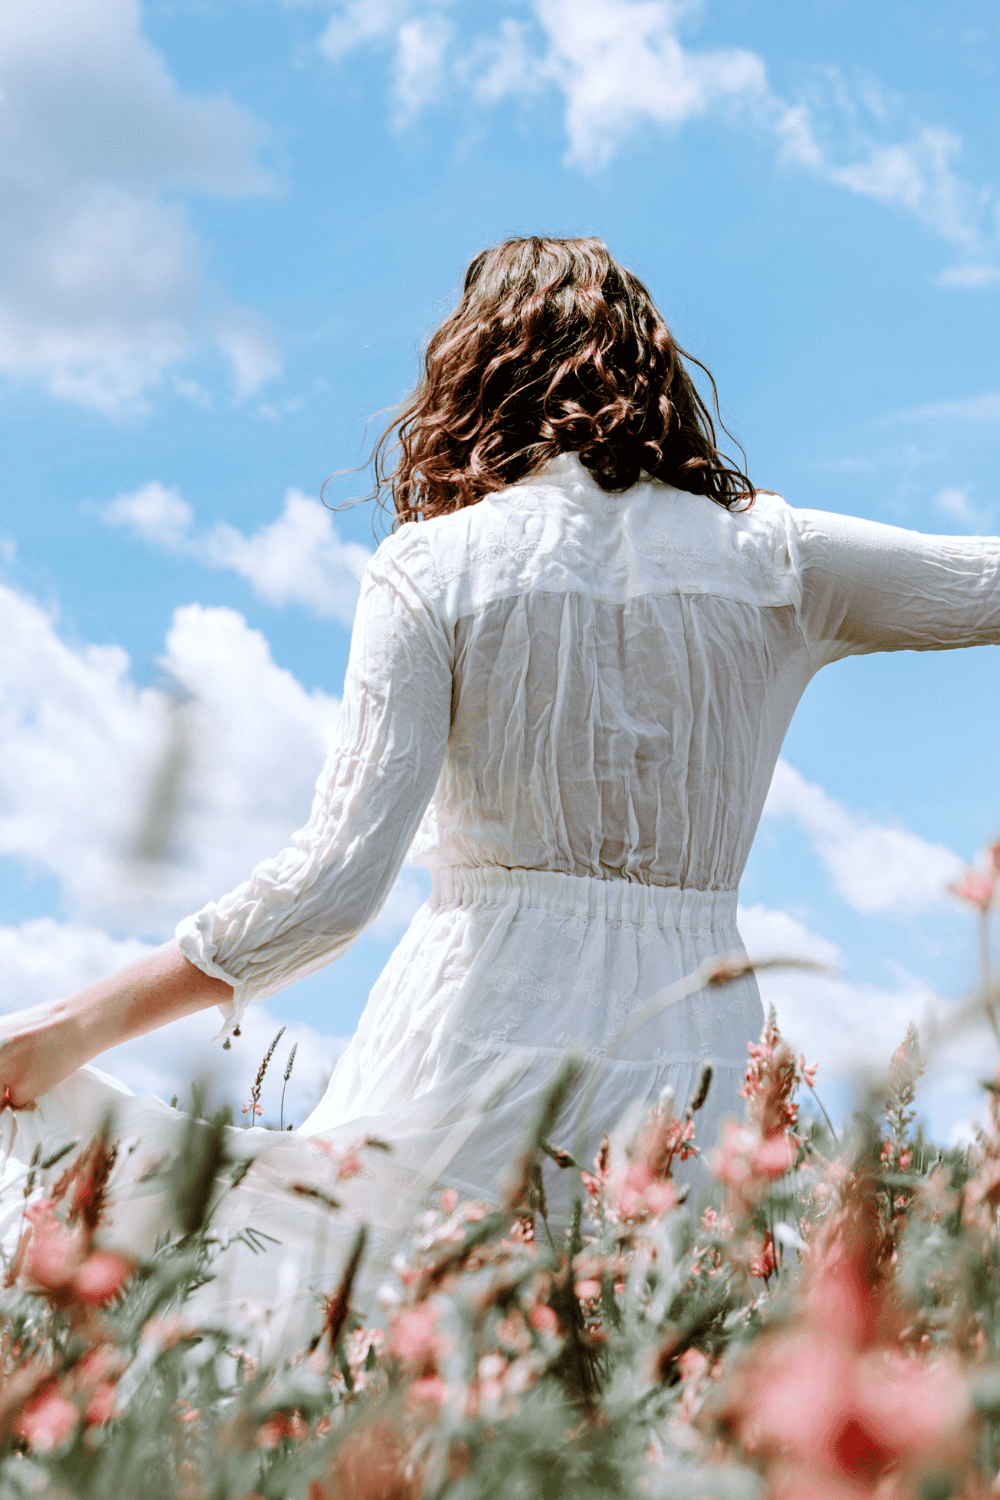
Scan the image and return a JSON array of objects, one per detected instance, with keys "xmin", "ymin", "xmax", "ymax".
[{"xmin": 0, "ymin": 867, "xmax": 761, "ymax": 1358}]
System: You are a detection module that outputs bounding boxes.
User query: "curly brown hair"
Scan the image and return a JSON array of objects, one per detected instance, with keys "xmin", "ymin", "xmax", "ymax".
[{"xmin": 371, "ymin": 236, "xmax": 754, "ymax": 525}]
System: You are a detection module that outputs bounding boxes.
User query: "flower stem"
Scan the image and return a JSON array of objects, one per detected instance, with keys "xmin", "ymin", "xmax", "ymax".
[{"xmin": 980, "ymin": 910, "xmax": 1000, "ymax": 1050}]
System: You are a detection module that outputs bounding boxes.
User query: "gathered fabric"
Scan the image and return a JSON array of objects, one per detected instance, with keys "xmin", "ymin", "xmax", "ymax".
[{"xmin": 5, "ymin": 451, "xmax": 1000, "ymax": 1351}]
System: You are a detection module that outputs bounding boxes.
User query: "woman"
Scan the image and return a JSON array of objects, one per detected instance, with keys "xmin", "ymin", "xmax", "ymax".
[{"xmin": 3, "ymin": 236, "xmax": 1000, "ymax": 1347}]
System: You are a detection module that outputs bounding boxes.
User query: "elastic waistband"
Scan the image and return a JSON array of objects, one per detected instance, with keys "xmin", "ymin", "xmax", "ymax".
[{"xmin": 429, "ymin": 866, "xmax": 738, "ymax": 931}]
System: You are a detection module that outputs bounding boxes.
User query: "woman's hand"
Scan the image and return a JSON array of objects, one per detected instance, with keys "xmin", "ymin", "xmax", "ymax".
[
  {"xmin": 0, "ymin": 943, "xmax": 234, "ymax": 1111},
  {"xmin": 0, "ymin": 1003, "xmax": 88, "ymax": 1109}
]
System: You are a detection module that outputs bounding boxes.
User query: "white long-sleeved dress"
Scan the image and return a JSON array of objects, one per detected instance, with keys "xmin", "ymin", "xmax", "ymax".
[{"xmin": 4, "ymin": 452, "xmax": 1000, "ymax": 1349}]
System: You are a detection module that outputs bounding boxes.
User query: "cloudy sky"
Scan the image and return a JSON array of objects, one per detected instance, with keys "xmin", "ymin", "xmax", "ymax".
[{"xmin": 2, "ymin": 0, "xmax": 999, "ymax": 1138}]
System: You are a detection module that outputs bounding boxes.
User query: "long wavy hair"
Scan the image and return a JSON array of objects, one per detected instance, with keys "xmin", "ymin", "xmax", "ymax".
[{"xmin": 370, "ymin": 236, "xmax": 754, "ymax": 525}]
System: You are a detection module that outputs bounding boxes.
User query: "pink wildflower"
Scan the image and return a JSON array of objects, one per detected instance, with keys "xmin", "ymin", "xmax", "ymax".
[
  {"xmin": 257, "ymin": 1412, "xmax": 307, "ymax": 1447},
  {"xmin": 388, "ymin": 1303, "xmax": 449, "ymax": 1373},
  {"xmin": 718, "ymin": 1332, "xmax": 970, "ymax": 1493},
  {"xmin": 529, "ymin": 1304, "xmax": 558, "ymax": 1333},
  {"xmin": 336, "ymin": 1149, "xmax": 362, "ymax": 1181},
  {"xmin": 748, "ymin": 1232, "xmax": 776, "ymax": 1281},
  {"xmin": 18, "ymin": 1388, "xmax": 78, "ymax": 1452},
  {"xmin": 73, "ymin": 1251, "xmax": 132, "ymax": 1306},
  {"xmin": 408, "ymin": 1375, "xmax": 448, "ymax": 1407},
  {"xmin": 752, "ymin": 1134, "xmax": 796, "ymax": 1179},
  {"xmin": 948, "ymin": 864, "xmax": 998, "ymax": 913},
  {"xmin": 23, "ymin": 1202, "xmax": 83, "ymax": 1296},
  {"xmin": 84, "ymin": 1382, "xmax": 117, "ymax": 1428},
  {"xmin": 677, "ymin": 1348, "xmax": 708, "ymax": 1383}
]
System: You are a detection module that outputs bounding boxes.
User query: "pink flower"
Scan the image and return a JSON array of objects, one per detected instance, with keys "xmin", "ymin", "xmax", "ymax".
[
  {"xmin": 408, "ymin": 1375, "xmax": 448, "ymax": 1407},
  {"xmin": 677, "ymin": 1348, "xmax": 708, "ymax": 1384},
  {"xmin": 18, "ymin": 1389, "xmax": 78, "ymax": 1452},
  {"xmin": 574, "ymin": 1278, "xmax": 602, "ymax": 1302},
  {"xmin": 731, "ymin": 1334, "xmax": 969, "ymax": 1486},
  {"xmin": 711, "ymin": 1122, "xmax": 757, "ymax": 1185},
  {"xmin": 752, "ymin": 1135, "xmax": 796, "ymax": 1179},
  {"xmin": 948, "ymin": 868, "xmax": 997, "ymax": 913},
  {"xmin": 256, "ymin": 1412, "xmax": 307, "ymax": 1447},
  {"xmin": 84, "ymin": 1382, "xmax": 117, "ymax": 1428},
  {"xmin": 23, "ymin": 1204, "xmax": 83, "ymax": 1295},
  {"xmin": 608, "ymin": 1159, "xmax": 679, "ymax": 1222},
  {"xmin": 644, "ymin": 1181, "xmax": 678, "ymax": 1214},
  {"xmin": 529, "ymin": 1305, "xmax": 558, "ymax": 1332},
  {"xmin": 388, "ymin": 1303, "xmax": 449, "ymax": 1372},
  {"xmin": 748, "ymin": 1233, "xmax": 776, "ymax": 1281},
  {"xmin": 336, "ymin": 1150, "xmax": 362, "ymax": 1182},
  {"xmin": 73, "ymin": 1251, "xmax": 132, "ymax": 1306},
  {"xmin": 440, "ymin": 1188, "xmax": 457, "ymax": 1212}
]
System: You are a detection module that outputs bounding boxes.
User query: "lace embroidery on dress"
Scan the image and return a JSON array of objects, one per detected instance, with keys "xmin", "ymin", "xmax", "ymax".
[{"xmin": 471, "ymin": 533, "xmax": 538, "ymax": 567}]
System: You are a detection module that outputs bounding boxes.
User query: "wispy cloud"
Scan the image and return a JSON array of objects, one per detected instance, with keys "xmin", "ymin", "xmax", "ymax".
[
  {"xmin": 305, "ymin": 0, "xmax": 1000, "ymax": 280},
  {"xmin": 762, "ymin": 759, "xmax": 964, "ymax": 915},
  {"xmin": 0, "ymin": 0, "xmax": 280, "ymax": 415},
  {"xmin": 934, "ymin": 486, "xmax": 995, "ymax": 532},
  {"xmin": 737, "ymin": 900, "xmax": 992, "ymax": 1140},
  {"xmin": 101, "ymin": 483, "xmax": 373, "ymax": 625},
  {"xmin": 0, "ymin": 577, "xmax": 425, "ymax": 944},
  {"xmin": 882, "ymin": 391, "xmax": 1000, "ymax": 425},
  {"xmin": 0, "ymin": 583, "xmax": 338, "ymax": 932}
]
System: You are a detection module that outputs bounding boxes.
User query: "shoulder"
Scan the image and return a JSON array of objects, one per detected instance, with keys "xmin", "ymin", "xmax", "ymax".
[
  {"xmin": 369, "ymin": 501, "xmax": 512, "ymax": 602},
  {"xmin": 364, "ymin": 520, "xmax": 444, "ymax": 591}
]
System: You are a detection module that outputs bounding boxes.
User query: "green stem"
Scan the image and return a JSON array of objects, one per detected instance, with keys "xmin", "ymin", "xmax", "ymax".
[
  {"xmin": 806, "ymin": 1079, "xmax": 840, "ymax": 1149},
  {"xmin": 980, "ymin": 909, "xmax": 1000, "ymax": 1050}
]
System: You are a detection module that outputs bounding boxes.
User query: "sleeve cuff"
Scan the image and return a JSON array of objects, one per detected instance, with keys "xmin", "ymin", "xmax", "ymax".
[{"xmin": 175, "ymin": 917, "xmax": 249, "ymax": 1040}]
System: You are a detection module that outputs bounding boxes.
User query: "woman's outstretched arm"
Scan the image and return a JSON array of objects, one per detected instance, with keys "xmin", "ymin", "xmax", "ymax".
[
  {"xmin": 2, "ymin": 527, "xmax": 452, "ymax": 1108},
  {"xmin": 174, "ymin": 527, "xmax": 453, "ymax": 1036},
  {"xmin": 789, "ymin": 507, "xmax": 1000, "ymax": 666},
  {"xmin": 0, "ymin": 944, "xmax": 233, "ymax": 1109}
]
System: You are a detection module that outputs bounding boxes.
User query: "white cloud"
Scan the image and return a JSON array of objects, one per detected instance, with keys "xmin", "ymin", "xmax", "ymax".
[
  {"xmin": 101, "ymin": 484, "xmax": 373, "ymax": 625},
  {"xmin": 824, "ymin": 127, "xmax": 978, "ymax": 251},
  {"xmin": 738, "ymin": 900, "xmax": 928, "ymax": 1067},
  {"xmin": 393, "ymin": 13, "xmax": 455, "ymax": 124},
  {"xmin": 0, "ymin": 918, "xmax": 347, "ymax": 1122},
  {"xmin": 307, "ymin": 0, "xmax": 998, "ymax": 272},
  {"xmin": 935, "ymin": 265, "xmax": 1000, "ymax": 290},
  {"xmin": 532, "ymin": 0, "xmax": 768, "ymax": 170},
  {"xmin": 0, "ymin": 583, "xmax": 335, "ymax": 933},
  {"xmin": 102, "ymin": 481, "xmax": 195, "ymax": 549},
  {"xmin": 737, "ymin": 900, "xmax": 998, "ymax": 1141},
  {"xmin": 762, "ymin": 759, "xmax": 964, "ymax": 915},
  {"xmin": 202, "ymin": 493, "xmax": 373, "ymax": 624},
  {"xmin": 885, "ymin": 391, "xmax": 1000, "ymax": 425},
  {"xmin": 317, "ymin": 0, "xmax": 423, "ymax": 61},
  {"xmin": 0, "ymin": 0, "xmax": 280, "ymax": 414},
  {"xmin": 0, "ymin": 582, "xmax": 425, "ymax": 949},
  {"xmin": 934, "ymin": 486, "xmax": 994, "ymax": 532}
]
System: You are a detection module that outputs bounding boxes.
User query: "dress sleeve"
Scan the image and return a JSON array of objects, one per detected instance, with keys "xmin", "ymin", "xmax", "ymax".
[
  {"xmin": 789, "ymin": 507, "xmax": 1000, "ymax": 669},
  {"xmin": 175, "ymin": 530, "xmax": 453, "ymax": 1034}
]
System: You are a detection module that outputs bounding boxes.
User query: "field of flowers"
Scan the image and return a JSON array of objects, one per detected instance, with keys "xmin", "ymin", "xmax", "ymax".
[{"xmin": 4, "ymin": 896, "xmax": 1000, "ymax": 1497}]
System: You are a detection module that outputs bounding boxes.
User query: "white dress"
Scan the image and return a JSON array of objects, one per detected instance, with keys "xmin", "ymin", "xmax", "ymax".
[{"xmin": 4, "ymin": 452, "xmax": 1000, "ymax": 1351}]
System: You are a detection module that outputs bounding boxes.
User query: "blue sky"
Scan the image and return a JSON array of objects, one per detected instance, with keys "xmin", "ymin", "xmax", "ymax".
[{"xmin": 2, "ymin": 0, "xmax": 999, "ymax": 1136}]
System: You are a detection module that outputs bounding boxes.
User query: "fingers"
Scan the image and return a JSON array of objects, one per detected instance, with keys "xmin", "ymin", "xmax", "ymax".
[{"xmin": 1, "ymin": 1085, "xmax": 36, "ymax": 1112}]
